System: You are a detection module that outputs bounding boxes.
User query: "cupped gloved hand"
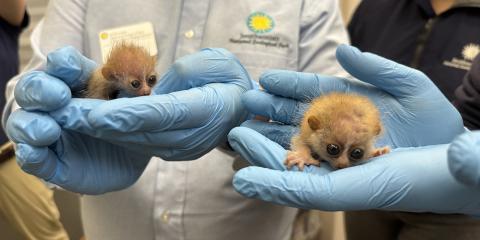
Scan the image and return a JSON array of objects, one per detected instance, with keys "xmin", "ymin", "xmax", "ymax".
[
  {"xmin": 448, "ymin": 131, "xmax": 480, "ymax": 187},
  {"xmin": 227, "ymin": 45, "xmax": 479, "ymax": 215},
  {"xmin": 7, "ymin": 46, "xmax": 253, "ymax": 194},
  {"xmin": 241, "ymin": 45, "xmax": 463, "ymax": 149},
  {"xmin": 82, "ymin": 47, "xmax": 253, "ymax": 159},
  {"xmin": 229, "ymin": 128, "xmax": 480, "ymax": 215}
]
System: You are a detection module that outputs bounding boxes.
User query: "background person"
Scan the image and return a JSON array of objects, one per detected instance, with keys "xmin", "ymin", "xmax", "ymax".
[{"xmin": 346, "ymin": 1, "xmax": 480, "ymax": 238}]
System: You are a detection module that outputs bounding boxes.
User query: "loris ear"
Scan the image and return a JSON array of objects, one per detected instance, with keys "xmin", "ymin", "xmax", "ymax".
[
  {"xmin": 101, "ymin": 66, "xmax": 117, "ymax": 81},
  {"xmin": 307, "ymin": 116, "xmax": 321, "ymax": 130}
]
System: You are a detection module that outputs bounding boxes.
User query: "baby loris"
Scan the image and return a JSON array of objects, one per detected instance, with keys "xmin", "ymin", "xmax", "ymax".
[
  {"xmin": 286, "ymin": 92, "xmax": 390, "ymax": 170},
  {"xmin": 85, "ymin": 42, "xmax": 157, "ymax": 100}
]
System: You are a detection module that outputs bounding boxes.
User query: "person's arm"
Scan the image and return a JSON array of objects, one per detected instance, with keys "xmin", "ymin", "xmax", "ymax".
[
  {"xmin": 454, "ymin": 55, "xmax": 480, "ymax": 130},
  {"xmin": 0, "ymin": 0, "xmax": 25, "ymax": 26},
  {"xmin": 298, "ymin": 0, "xmax": 349, "ymax": 76}
]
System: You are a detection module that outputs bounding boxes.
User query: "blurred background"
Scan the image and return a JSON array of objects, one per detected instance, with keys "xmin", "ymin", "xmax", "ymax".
[{"xmin": 0, "ymin": 0, "xmax": 361, "ymax": 239}]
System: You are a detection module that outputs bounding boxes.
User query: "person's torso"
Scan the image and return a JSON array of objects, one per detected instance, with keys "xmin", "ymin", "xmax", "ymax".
[
  {"xmin": 83, "ymin": 0, "xmax": 302, "ymax": 81},
  {"xmin": 349, "ymin": 0, "xmax": 480, "ymax": 101},
  {"xmin": 80, "ymin": 0, "xmax": 309, "ymax": 239}
]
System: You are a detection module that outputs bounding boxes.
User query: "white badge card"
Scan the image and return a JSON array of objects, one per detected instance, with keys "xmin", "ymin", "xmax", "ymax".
[{"xmin": 98, "ymin": 22, "xmax": 158, "ymax": 63}]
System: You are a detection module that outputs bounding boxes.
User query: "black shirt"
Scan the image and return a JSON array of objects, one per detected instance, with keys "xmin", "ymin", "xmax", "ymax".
[
  {"xmin": 348, "ymin": 0, "xmax": 480, "ymax": 101},
  {"xmin": 0, "ymin": 12, "xmax": 29, "ymax": 144}
]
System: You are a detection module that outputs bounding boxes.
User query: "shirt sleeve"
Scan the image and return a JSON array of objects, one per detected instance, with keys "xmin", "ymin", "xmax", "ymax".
[
  {"xmin": 298, "ymin": 0, "xmax": 350, "ymax": 77},
  {"xmin": 454, "ymin": 55, "xmax": 480, "ymax": 130},
  {"xmin": 2, "ymin": 0, "xmax": 87, "ymax": 129}
]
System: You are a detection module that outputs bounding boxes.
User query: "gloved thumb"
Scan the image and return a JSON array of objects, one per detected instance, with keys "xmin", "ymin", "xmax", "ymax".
[
  {"xmin": 448, "ymin": 131, "xmax": 480, "ymax": 187},
  {"xmin": 336, "ymin": 44, "xmax": 436, "ymax": 98},
  {"xmin": 46, "ymin": 46, "xmax": 97, "ymax": 93}
]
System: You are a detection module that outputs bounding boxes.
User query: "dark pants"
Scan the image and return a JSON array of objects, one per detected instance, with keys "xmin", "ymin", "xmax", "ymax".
[{"xmin": 346, "ymin": 210, "xmax": 480, "ymax": 240}]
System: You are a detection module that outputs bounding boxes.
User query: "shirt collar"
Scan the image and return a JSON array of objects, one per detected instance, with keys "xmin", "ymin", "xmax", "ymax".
[
  {"xmin": 415, "ymin": 0, "xmax": 436, "ymax": 17},
  {"xmin": 416, "ymin": 0, "xmax": 480, "ymax": 17}
]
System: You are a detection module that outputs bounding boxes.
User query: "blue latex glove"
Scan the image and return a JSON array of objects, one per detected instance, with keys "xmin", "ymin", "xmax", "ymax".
[
  {"xmin": 7, "ymin": 46, "xmax": 253, "ymax": 194},
  {"xmin": 448, "ymin": 131, "xmax": 480, "ymax": 187},
  {"xmin": 229, "ymin": 128, "xmax": 480, "ymax": 215},
  {"xmin": 228, "ymin": 45, "xmax": 480, "ymax": 215}
]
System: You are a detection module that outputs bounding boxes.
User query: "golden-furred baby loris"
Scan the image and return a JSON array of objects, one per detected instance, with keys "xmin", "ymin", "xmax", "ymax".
[
  {"xmin": 85, "ymin": 42, "xmax": 157, "ymax": 99},
  {"xmin": 285, "ymin": 92, "xmax": 390, "ymax": 170}
]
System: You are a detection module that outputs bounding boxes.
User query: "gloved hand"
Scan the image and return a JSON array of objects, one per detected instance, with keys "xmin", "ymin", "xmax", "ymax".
[
  {"xmin": 229, "ymin": 128, "xmax": 480, "ymax": 215},
  {"xmin": 7, "ymin": 47, "xmax": 253, "ymax": 194},
  {"xmin": 228, "ymin": 45, "xmax": 480, "ymax": 215},
  {"xmin": 448, "ymin": 131, "xmax": 480, "ymax": 187},
  {"xmin": 240, "ymin": 45, "xmax": 463, "ymax": 149}
]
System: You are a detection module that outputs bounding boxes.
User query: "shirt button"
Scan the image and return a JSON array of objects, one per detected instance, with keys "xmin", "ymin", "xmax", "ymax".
[
  {"xmin": 162, "ymin": 210, "xmax": 170, "ymax": 223},
  {"xmin": 184, "ymin": 30, "xmax": 195, "ymax": 39}
]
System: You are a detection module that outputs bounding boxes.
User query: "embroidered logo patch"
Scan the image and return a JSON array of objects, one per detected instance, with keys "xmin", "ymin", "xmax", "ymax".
[
  {"xmin": 247, "ymin": 12, "xmax": 274, "ymax": 34},
  {"xmin": 444, "ymin": 43, "xmax": 480, "ymax": 71},
  {"xmin": 462, "ymin": 43, "xmax": 480, "ymax": 61}
]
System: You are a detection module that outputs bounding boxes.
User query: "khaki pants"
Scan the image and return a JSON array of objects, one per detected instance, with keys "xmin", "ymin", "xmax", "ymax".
[
  {"xmin": 0, "ymin": 157, "xmax": 68, "ymax": 240},
  {"xmin": 346, "ymin": 210, "xmax": 480, "ymax": 240}
]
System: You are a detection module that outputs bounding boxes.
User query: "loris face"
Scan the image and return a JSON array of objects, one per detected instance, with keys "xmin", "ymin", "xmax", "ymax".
[
  {"xmin": 307, "ymin": 130, "xmax": 375, "ymax": 169},
  {"xmin": 305, "ymin": 114, "xmax": 380, "ymax": 169},
  {"xmin": 119, "ymin": 72, "xmax": 157, "ymax": 97},
  {"xmin": 102, "ymin": 66, "xmax": 158, "ymax": 97}
]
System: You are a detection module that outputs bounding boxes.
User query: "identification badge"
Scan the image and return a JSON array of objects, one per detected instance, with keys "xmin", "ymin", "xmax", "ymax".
[{"xmin": 98, "ymin": 22, "xmax": 158, "ymax": 63}]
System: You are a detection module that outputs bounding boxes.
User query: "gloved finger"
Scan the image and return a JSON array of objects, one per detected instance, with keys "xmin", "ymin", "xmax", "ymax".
[
  {"xmin": 49, "ymin": 98, "xmax": 194, "ymax": 157},
  {"xmin": 15, "ymin": 71, "xmax": 71, "ymax": 111},
  {"xmin": 228, "ymin": 127, "xmax": 328, "ymax": 174},
  {"xmin": 88, "ymin": 86, "xmax": 228, "ymax": 132},
  {"xmin": 448, "ymin": 131, "xmax": 480, "ymax": 187},
  {"xmin": 48, "ymin": 98, "xmax": 106, "ymax": 137},
  {"xmin": 233, "ymin": 156, "xmax": 411, "ymax": 211},
  {"xmin": 336, "ymin": 44, "xmax": 435, "ymax": 98},
  {"xmin": 15, "ymin": 143, "xmax": 59, "ymax": 181},
  {"xmin": 233, "ymin": 166, "xmax": 348, "ymax": 210},
  {"xmin": 154, "ymin": 48, "xmax": 253, "ymax": 94},
  {"xmin": 111, "ymin": 140, "xmax": 206, "ymax": 160},
  {"xmin": 259, "ymin": 70, "xmax": 350, "ymax": 101},
  {"xmin": 45, "ymin": 46, "xmax": 97, "ymax": 93},
  {"xmin": 240, "ymin": 120, "xmax": 298, "ymax": 149},
  {"xmin": 85, "ymin": 124, "xmax": 223, "ymax": 160},
  {"xmin": 242, "ymin": 90, "xmax": 309, "ymax": 125},
  {"xmin": 228, "ymin": 127, "xmax": 287, "ymax": 170},
  {"xmin": 6, "ymin": 110, "xmax": 61, "ymax": 146},
  {"xmin": 48, "ymin": 97, "xmax": 219, "ymax": 157}
]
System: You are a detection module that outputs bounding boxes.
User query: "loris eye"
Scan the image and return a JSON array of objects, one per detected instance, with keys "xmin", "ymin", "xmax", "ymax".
[
  {"xmin": 350, "ymin": 148, "xmax": 364, "ymax": 160},
  {"xmin": 326, "ymin": 144, "xmax": 340, "ymax": 156},
  {"xmin": 131, "ymin": 80, "xmax": 141, "ymax": 88},
  {"xmin": 147, "ymin": 75, "xmax": 157, "ymax": 86}
]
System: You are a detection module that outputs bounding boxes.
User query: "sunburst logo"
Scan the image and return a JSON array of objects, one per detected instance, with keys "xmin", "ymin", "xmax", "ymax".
[
  {"xmin": 100, "ymin": 32, "xmax": 109, "ymax": 40},
  {"xmin": 462, "ymin": 43, "xmax": 480, "ymax": 61},
  {"xmin": 247, "ymin": 12, "xmax": 274, "ymax": 34}
]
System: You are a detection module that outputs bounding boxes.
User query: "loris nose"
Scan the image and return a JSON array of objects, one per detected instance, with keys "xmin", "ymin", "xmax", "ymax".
[
  {"xmin": 141, "ymin": 89, "xmax": 151, "ymax": 96},
  {"xmin": 335, "ymin": 162, "xmax": 350, "ymax": 169}
]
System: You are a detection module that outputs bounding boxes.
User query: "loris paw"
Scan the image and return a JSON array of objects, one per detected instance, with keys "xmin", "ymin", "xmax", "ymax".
[
  {"xmin": 285, "ymin": 151, "xmax": 320, "ymax": 171},
  {"xmin": 372, "ymin": 146, "xmax": 390, "ymax": 157}
]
